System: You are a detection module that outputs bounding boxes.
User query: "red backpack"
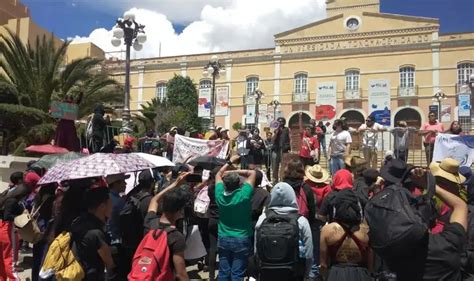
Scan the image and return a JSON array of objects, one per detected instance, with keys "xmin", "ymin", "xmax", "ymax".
[
  {"xmin": 296, "ymin": 185, "xmax": 309, "ymax": 218},
  {"xmin": 128, "ymin": 228, "xmax": 174, "ymax": 281}
]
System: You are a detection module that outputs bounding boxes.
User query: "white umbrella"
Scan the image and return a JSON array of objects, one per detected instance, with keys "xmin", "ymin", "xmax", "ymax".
[{"xmin": 132, "ymin": 153, "xmax": 175, "ymax": 167}]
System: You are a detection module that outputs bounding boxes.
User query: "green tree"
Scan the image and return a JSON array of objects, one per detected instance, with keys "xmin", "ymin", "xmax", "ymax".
[{"xmin": 0, "ymin": 29, "xmax": 123, "ymax": 153}]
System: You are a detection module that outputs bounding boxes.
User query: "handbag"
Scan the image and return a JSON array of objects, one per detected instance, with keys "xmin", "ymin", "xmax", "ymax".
[{"xmin": 14, "ymin": 199, "xmax": 47, "ymax": 244}]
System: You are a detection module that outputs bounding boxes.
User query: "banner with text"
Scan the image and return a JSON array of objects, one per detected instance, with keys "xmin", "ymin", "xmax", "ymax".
[
  {"xmin": 433, "ymin": 134, "xmax": 474, "ymax": 167},
  {"xmin": 198, "ymin": 88, "xmax": 211, "ymax": 118},
  {"xmin": 315, "ymin": 82, "xmax": 337, "ymax": 123},
  {"xmin": 368, "ymin": 79, "xmax": 391, "ymax": 126},
  {"xmin": 173, "ymin": 134, "xmax": 229, "ymax": 163},
  {"xmin": 215, "ymin": 87, "xmax": 229, "ymax": 116},
  {"xmin": 458, "ymin": 94, "xmax": 471, "ymax": 117}
]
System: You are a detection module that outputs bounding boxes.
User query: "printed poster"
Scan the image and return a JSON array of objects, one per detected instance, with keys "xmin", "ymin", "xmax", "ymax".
[
  {"xmin": 246, "ymin": 104, "xmax": 256, "ymax": 124},
  {"xmin": 315, "ymin": 82, "xmax": 337, "ymax": 122},
  {"xmin": 368, "ymin": 79, "xmax": 391, "ymax": 126},
  {"xmin": 215, "ymin": 87, "xmax": 229, "ymax": 116},
  {"xmin": 173, "ymin": 134, "xmax": 229, "ymax": 163},
  {"xmin": 258, "ymin": 104, "xmax": 268, "ymax": 124},
  {"xmin": 458, "ymin": 94, "xmax": 471, "ymax": 117},
  {"xmin": 433, "ymin": 134, "xmax": 474, "ymax": 167},
  {"xmin": 198, "ymin": 88, "xmax": 211, "ymax": 118},
  {"xmin": 441, "ymin": 105, "xmax": 451, "ymax": 122}
]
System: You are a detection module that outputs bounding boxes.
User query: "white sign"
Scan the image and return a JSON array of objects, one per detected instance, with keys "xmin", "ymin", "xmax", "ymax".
[
  {"xmin": 246, "ymin": 104, "xmax": 256, "ymax": 124},
  {"xmin": 315, "ymin": 82, "xmax": 337, "ymax": 122},
  {"xmin": 198, "ymin": 88, "xmax": 211, "ymax": 118},
  {"xmin": 368, "ymin": 79, "xmax": 391, "ymax": 126},
  {"xmin": 441, "ymin": 105, "xmax": 451, "ymax": 122},
  {"xmin": 433, "ymin": 134, "xmax": 474, "ymax": 167},
  {"xmin": 215, "ymin": 87, "xmax": 229, "ymax": 116},
  {"xmin": 259, "ymin": 104, "xmax": 267, "ymax": 124},
  {"xmin": 173, "ymin": 134, "xmax": 229, "ymax": 163}
]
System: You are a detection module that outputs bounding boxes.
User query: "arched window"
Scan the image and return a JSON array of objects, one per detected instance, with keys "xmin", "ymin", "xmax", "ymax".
[
  {"xmin": 246, "ymin": 77, "xmax": 259, "ymax": 96},
  {"xmin": 155, "ymin": 82, "xmax": 167, "ymax": 101},
  {"xmin": 294, "ymin": 73, "xmax": 308, "ymax": 93},
  {"xmin": 200, "ymin": 79, "xmax": 212, "ymax": 89},
  {"xmin": 457, "ymin": 62, "xmax": 473, "ymax": 85},
  {"xmin": 400, "ymin": 66, "xmax": 415, "ymax": 88},
  {"xmin": 345, "ymin": 70, "xmax": 359, "ymax": 90}
]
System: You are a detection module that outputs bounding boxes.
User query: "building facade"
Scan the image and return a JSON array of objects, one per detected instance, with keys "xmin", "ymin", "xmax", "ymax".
[{"xmin": 107, "ymin": 0, "xmax": 473, "ymax": 139}]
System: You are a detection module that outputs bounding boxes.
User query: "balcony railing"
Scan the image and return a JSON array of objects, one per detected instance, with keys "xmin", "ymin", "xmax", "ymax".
[
  {"xmin": 293, "ymin": 91, "xmax": 309, "ymax": 102},
  {"xmin": 398, "ymin": 85, "xmax": 418, "ymax": 97},
  {"xmin": 344, "ymin": 88, "xmax": 361, "ymax": 99}
]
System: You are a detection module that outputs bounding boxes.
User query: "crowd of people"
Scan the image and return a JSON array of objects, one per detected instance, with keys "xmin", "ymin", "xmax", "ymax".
[{"xmin": 0, "ymin": 109, "xmax": 472, "ymax": 281}]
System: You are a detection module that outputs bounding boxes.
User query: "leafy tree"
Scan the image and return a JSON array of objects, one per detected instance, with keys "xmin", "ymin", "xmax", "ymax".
[{"xmin": 0, "ymin": 29, "xmax": 123, "ymax": 153}]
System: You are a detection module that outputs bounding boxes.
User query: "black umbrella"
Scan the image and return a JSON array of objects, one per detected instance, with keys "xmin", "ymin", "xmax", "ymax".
[{"xmin": 188, "ymin": 156, "xmax": 226, "ymax": 170}]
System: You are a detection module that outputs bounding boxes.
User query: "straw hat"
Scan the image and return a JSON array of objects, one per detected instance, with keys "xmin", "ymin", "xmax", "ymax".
[
  {"xmin": 429, "ymin": 158, "xmax": 466, "ymax": 184},
  {"xmin": 305, "ymin": 164, "xmax": 330, "ymax": 183}
]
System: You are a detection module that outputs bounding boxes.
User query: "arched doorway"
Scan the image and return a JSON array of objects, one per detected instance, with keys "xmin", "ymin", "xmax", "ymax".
[
  {"xmin": 340, "ymin": 110, "xmax": 365, "ymax": 150},
  {"xmin": 394, "ymin": 108, "xmax": 422, "ymax": 149},
  {"xmin": 288, "ymin": 112, "xmax": 311, "ymax": 152}
]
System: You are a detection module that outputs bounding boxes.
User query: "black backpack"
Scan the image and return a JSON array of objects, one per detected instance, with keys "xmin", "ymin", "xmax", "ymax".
[
  {"xmin": 365, "ymin": 172, "xmax": 436, "ymax": 259},
  {"xmin": 256, "ymin": 210, "xmax": 301, "ymax": 272},
  {"xmin": 119, "ymin": 192, "xmax": 151, "ymax": 249}
]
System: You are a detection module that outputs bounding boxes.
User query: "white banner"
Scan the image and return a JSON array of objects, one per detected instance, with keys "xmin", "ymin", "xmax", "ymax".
[
  {"xmin": 259, "ymin": 104, "xmax": 267, "ymax": 124},
  {"xmin": 198, "ymin": 88, "xmax": 211, "ymax": 118},
  {"xmin": 173, "ymin": 134, "xmax": 229, "ymax": 163},
  {"xmin": 368, "ymin": 79, "xmax": 391, "ymax": 126},
  {"xmin": 315, "ymin": 82, "xmax": 337, "ymax": 123},
  {"xmin": 246, "ymin": 104, "xmax": 256, "ymax": 124},
  {"xmin": 433, "ymin": 134, "xmax": 474, "ymax": 167},
  {"xmin": 215, "ymin": 87, "xmax": 229, "ymax": 116},
  {"xmin": 441, "ymin": 105, "xmax": 451, "ymax": 122}
]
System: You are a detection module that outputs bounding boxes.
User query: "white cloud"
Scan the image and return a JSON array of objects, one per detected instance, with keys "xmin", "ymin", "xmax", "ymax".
[{"xmin": 71, "ymin": 0, "xmax": 326, "ymax": 59}]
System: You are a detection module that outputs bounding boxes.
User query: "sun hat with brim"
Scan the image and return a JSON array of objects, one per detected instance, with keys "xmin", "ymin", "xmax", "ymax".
[
  {"xmin": 429, "ymin": 158, "xmax": 466, "ymax": 185},
  {"xmin": 380, "ymin": 159, "xmax": 410, "ymax": 185},
  {"xmin": 106, "ymin": 173, "xmax": 130, "ymax": 185},
  {"xmin": 305, "ymin": 165, "xmax": 330, "ymax": 183}
]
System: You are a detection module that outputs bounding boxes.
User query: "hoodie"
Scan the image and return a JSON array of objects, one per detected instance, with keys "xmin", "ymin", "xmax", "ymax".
[
  {"xmin": 255, "ymin": 182, "xmax": 313, "ymax": 276},
  {"xmin": 284, "ymin": 177, "xmax": 316, "ymax": 224}
]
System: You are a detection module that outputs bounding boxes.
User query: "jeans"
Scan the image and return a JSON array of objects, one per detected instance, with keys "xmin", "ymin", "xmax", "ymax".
[
  {"xmin": 362, "ymin": 147, "xmax": 378, "ymax": 169},
  {"xmin": 424, "ymin": 143, "xmax": 434, "ymax": 165},
  {"xmin": 218, "ymin": 236, "xmax": 252, "ymax": 281},
  {"xmin": 329, "ymin": 156, "xmax": 344, "ymax": 175},
  {"xmin": 271, "ymin": 150, "xmax": 282, "ymax": 183},
  {"xmin": 320, "ymin": 137, "xmax": 327, "ymax": 157}
]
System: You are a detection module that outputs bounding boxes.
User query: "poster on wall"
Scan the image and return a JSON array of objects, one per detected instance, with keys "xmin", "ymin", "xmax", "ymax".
[
  {"xmin": 458, "ymin": 94, "xmax": 471, "ymax": 117},
  {"xmin": 215, "ymin": 87, "xmax": 229, "ymax": 116},
  {"xmin": 429, "ymin": 105, "xmax": 439, "ymax": 119},
  {"xmin": 368, "ymin": 79, "xmax": 391, "ymax": 126},
  {"xmin": 441, "ymin": 105, "xmax": 451, "ymax": 122},
  {"xmin": 246, "ymin": 104, "xmax": 256, "ymax": 125},
  {"xmin": 315, "ymin": 82, "xmax": 337, "ymax": 123},
  {"xmin": 198, "ymin": 88, "xmax": 211, "ymax": 118},
  {"xmin": 258, "ymin": 104, "xmax": 268, "ymax": 124}
]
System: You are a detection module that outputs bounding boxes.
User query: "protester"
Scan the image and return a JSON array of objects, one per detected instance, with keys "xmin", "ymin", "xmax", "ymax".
[
  {"xmin": 215, "ymin": 163, "xmax": 256, "ymax": 281},
  {"xmin": 220, "ymin": 129, "xmax": 230, "ymax": 141},
  {"xmin": 271, "ymin": 117, "xmax": 291, "ymax": 182},
  {"xmin": 165, "ymin": 127, "xmax": 178, "ymax": 160},
  {"xmin": 254, "ymin": 182, "xmax": 313, "ymax": 281},
  {"xmin": 328, "ymin": 119, "xmax": 352, "ymax": 175},
  {"xmin": 304, "ymin": 164, "xmax": 331, "ymax": 209},
  {"xmin": 54, "ymin": 92, "xmax": 83, "ymax": 152},
  {"xmin": 299, "ymin": 113, "xmax": 319, "ymax": 167},
  {"xmin": 317, "ymin": 121, "xmax": 328, "ymax": 159},
  {"xmin": 248, "ymin": 128, "xmax": 265, "ymax": 169},
  {"xmin": 70, "ymin": 186, "xmax": 116, "ymax": 280},
  {"xmin": 251, "ymin": 170, "xmax": 270, "ymax": 229},
  {"xmin": 319, "ymin": 169, "xmax": 354, "ymax": 222},
  {"xmin": 420, "ymin": 111, "xmax": 444, "ymax": 165},
  {"xmin": 89, "ymin": 104, "xmax": 107, "ymax": 153},
  {"xmin": 263, "ymin": 132, "xmax": 273, "ymax": 180},
  {"xmin": 446, "ymin": 121, "xmax": 464, "ymax": 135},
  {"xmin": 358, "ymin": 115, "xmax": 386, "ymax": 169},
  {"xmin": 390, "ymin": 121, "xmax": 416, "ymax": 162},
  {"xmin": 206, "ymin": 167, "xmax": 223, "ymax": 281},
  {"xmin": 320, "ymin": 189, "xmax": 373, "ymax": 281},
  {"xmin": 235, "ymin": 130, "xmax": 251, "ymax": 169}
]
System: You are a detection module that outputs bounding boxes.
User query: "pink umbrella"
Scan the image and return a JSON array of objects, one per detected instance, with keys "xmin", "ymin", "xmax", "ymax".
[
  {"xmin": 25, "ymin": 144, "xmax": 69, "ymax": 154},
  {"xmin": 38, "ymin": 153, "xmax": 157, "ymax": 185}
]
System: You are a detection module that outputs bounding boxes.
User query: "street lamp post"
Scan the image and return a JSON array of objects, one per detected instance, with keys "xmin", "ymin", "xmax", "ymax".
[
  {"xmin": 432, "ymin": 90, "xmax": 447, "ymax": 121},
  {"xmin": 202, "ymin": 55, "xmax": 225, "ymax": 129},
  {"xmin": 268, "ymin": 100, "xmax": 280, "ymax": 123},
  {"xmin": 252, "ymin": 88, "xmax": 264, "ymax": 127},
  {"xmin": 111, "ymin": 11, "xmax": 147, "ymax": 133}
]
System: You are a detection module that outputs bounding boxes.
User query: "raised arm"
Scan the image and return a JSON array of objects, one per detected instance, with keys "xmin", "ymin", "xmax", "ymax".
[
  {"xmin": 148, "ymin": 172, "xmax": 189, "ymax": 212},
  {"xmin": 435, "ymin": 185, "xmax": 468, "ymax": 231}
]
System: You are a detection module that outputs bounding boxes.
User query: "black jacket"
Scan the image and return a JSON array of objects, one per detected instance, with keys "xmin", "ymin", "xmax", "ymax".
[
  {"xmin": 284, "ymin": 177, "xmax": 316, "ymax": 224},
  {"xmin": 274, "ymin": 127, "xmax": 291, "ymax": 153}
]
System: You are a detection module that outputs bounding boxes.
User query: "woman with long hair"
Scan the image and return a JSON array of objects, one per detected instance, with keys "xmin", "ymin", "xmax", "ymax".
[{"xmin": 446, "ymin": 121, "xmax": 464, "ymax": 136}]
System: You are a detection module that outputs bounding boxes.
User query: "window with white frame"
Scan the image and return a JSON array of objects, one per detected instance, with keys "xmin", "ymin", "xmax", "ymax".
[
  {"xmin": 345, "ymin": 70, "xmax": 359, "ymax": 90},
  {"xmin": 200, "ymin": 79, "xmax": 212, "ymax": 89},
  {"xmin": 457, "ymin": 63, "xmax": 473, "ymax": 85},
  {"xmin": 246, "ymin": 77, "xmax": 259, "ymax": 96},
  {"xmin": 400, "ymin": 66, "xmax": 415, "ymax": 88},
  {"xmin": 155, "ymin": 82, "xmax": 167, "ymax": 100},
  {"xmin": 294, "ymin": 73, "xmax": 308, "ymax": 93}
]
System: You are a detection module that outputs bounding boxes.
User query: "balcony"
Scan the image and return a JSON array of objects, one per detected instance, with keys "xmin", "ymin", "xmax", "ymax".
[
  {"xmin": 293, "ymin": 91, "xmax": 309, "ymax": 102},
  {"xmin": 398, "ymin": 85, "xmax": 418, "ymax": 97},
  {"xmin": 344, "ymin": 88, "xmax": 361, "ymax": 99}
]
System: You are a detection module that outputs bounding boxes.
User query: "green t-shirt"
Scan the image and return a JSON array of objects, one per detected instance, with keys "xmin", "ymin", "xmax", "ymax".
[{"xmin": 215, "ymin": 181, "xmax": 253, "ymax": 238}]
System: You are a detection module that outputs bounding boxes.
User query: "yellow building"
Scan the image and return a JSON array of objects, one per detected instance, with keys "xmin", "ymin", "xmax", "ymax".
[
  {"xmin": 108, "ymin": 0, "xmax": 473, "ymax": 142},
  {"xmin": 0, "ymin": 0, "xmax": 105, "ymax": 63}
]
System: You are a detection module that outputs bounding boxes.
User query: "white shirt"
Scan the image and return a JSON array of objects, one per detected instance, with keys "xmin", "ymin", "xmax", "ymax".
[
  {"xmin": 359, "ymin": 122, "xmax": 384, "ymax": 148},
  {"xmin": 329, "ymin": 130, "xmax": 352, "ymax": 156}
]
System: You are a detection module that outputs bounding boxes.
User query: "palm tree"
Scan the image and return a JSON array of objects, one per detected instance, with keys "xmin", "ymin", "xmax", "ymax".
[{"xmin": 0, "ymin": 28, "xmax": 123, "ymax": 153}]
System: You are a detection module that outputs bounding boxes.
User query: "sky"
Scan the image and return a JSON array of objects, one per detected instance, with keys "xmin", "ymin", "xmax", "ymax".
[{"xmin": 21, "ymin": 0, "xmax": 474, "ymax": 59}]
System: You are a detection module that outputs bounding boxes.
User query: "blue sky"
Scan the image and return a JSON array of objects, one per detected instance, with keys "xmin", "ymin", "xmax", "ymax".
[{"xmin": 23, "ymin": 0, "xmax": 474, "ymax": 39}]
